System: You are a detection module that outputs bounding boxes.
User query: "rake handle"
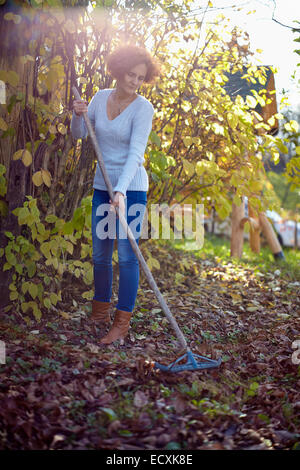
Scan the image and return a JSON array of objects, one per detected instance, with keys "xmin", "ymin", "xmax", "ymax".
[{"xmin": 72, "ymin": 86, "xmax": 188, "ymax": 351}]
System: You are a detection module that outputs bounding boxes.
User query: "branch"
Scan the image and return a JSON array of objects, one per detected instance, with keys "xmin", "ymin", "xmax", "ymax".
[
  {"xmin": 270, "ymin": 0, "xmax": 300, "ymax": 31},
  {"xmin": 172, "ymin": 183, "xmax": 215, "ymax": 207}
]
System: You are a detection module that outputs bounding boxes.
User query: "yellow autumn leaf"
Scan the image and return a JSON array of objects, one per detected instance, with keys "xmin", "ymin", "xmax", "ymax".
[
  {"xmin": 192, "ymin": 137, "xmax": 201, "ymax": 146},
  {"xmin": 246, "ymin": 95, "xmax": 257, "ymax": 108},
  {"xmin": 45, "ymin": 70, "xmax": 57, "ymax": 92},
  {"xmin": 12, "ymin": 14, "xmax": 21, "ymax": 24},
  {"xmin": 20, "ymin": 55, "xmax": 34, "ymax": 65},
  {"xmin": 41, "ymin": 169, "xmax": 51, "ymax": 187},
  {"xmin": 44, "ymin": 38, "xmax": 53, "ymax": 48},
  {"xmin": 233, "ymin": 194, "xmax": 242, "ymax": 207},
  {"xmin": 175, "ymin": 272, "xmax": 184, "ymax": 285},
  {"xmin": 0, "ymin": 72, "xmax": 7, "ymax": 87},
  {"xmin": 227, "ymin": 112, "xmax": 238, "ymax": 129},
  {"xmin": 147, "ymin": 256, "xmax": 160, "ymax": 271},
  {"xmin": 60, "ymin": 311, "xmax": 70, "ymax": 320},
  {"xmin": 37, "ymin": 81, "xmax": 47, "ymax": 96},
  {"xmin": 152, "ymin": 257, "xmax": 160, "ymax": 269},
  {"xmin": 0, "ymin": 117, "xmax": 8, "ymax": 131},
  {"xmin": 13, "ymin": 149, "xmax": 25, "ymax": 160},
  {"xmin": 183, "ymin": 136, "xmax": 193, "ymax": 147},
  {"xmin": 6, "ymin": 70, "xmax": 19, "ymax": 87},
  {"xmin": 57, "ymin": 123, "xmax": 66, "ymax": 135},
  {"xmin": 284, "ymin": 120, "xmax": 299, "ymax": 133},
  {"xmin": 230, "ymin": 292, "xmax": 243, "ymax": 304},
  {"xmin": 252, "ymin": 110, "xmax": 263, "ymax": 122},
  {"xmin": 49, "ymin": 124, "xmax": 57, "ymax": 134},
  {"xmin": 211, "ymin": 122, "xmax": 225, "ymax": 135},
  {"xmin": 196, "ymin": 161, "xmax": 206, "ymax": 176},
  {"xmin": 182, "ymin": 159, "xmax": 194, "ymax": 177},
  {"xmin": 4, "ymin": 12, "xmax": 14, "ymax": 21},
  {"xmin": 32, "ymin": 171, "xmax": 43, "ymax": 187},
  {"xmin": 28, "ymin": 283, "xmax": 38, "ymax": 299},
  {"xmin": 21, "ymin": 150, "xmax": 32, "ymax": 167},
  {"xmin": 267, "ymin": 116, "xmax": 275, "ymax": 127}
]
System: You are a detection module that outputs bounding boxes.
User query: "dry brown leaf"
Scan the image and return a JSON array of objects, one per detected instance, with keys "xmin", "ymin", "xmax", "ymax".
[{"xmin": 133, "ymin": 390, "xmax": 148, "ymax": 408}]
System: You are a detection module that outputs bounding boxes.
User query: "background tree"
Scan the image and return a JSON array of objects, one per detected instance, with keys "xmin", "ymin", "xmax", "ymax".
[{"xmin": 282, "ymin": 24, "xmax": 300, "ymax": 193}]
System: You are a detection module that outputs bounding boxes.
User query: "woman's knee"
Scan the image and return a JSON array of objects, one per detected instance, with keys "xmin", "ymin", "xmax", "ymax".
[
  {"xmin": 118, "ymin": 241, "xmax": 139, "ymax": 266},
  {"xmin": 92, "ymin": 243, "xmax": 113, "ymax": 266},
  {"xmin": 92, "ymin": 255, "xmax": 112, "ymax": 267}
]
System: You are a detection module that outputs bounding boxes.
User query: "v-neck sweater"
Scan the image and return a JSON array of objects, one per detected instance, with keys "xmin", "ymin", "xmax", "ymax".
[{"xmin": 71, "ymin": 88, "xmax": 154, "ymax": 196}]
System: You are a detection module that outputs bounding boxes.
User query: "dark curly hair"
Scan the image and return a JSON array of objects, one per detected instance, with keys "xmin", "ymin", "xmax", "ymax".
[{"xmin": 106, "ymin": 45, "xmax": 161, "ymax": 84}]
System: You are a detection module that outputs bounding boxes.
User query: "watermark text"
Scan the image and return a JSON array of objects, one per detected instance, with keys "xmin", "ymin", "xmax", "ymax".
[{"xmin": 94, "ymin": 203, "xmax": 204, "ymax": 249}]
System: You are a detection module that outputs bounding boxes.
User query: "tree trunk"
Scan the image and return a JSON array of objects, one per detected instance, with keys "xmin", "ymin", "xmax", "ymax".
[
  {"xmin": 0, "ymin": 3, "xmax": 35, "ymax": 308},
  {"xmin": 230, "ymin": 200, "xmax": 245, "ymax": 258},
  {"xmin": 248, "ymin": 205, "xmax": 261, "ymax": 254}
]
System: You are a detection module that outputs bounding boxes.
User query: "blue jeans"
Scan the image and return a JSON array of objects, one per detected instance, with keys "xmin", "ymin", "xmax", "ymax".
[{"xmin": 92, "ymin": 189, "xmax": 147, "ymax": 312}]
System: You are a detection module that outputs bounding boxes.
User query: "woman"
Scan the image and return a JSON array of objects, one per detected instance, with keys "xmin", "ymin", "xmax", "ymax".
[{"xmin": 71, "ymin": 45, "xmax": 160, "ymax": 345}]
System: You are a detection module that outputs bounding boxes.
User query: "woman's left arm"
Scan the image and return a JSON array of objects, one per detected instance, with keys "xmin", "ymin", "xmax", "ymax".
[{"xmin": 113, "ymin": 101, "xmax": 154, "ymax": 197}]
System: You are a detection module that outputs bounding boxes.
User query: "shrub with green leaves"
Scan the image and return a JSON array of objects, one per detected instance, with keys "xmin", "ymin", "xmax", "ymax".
[{"xmin": 0, "ymin": 191, "xmax": 94, "ymax": 322}]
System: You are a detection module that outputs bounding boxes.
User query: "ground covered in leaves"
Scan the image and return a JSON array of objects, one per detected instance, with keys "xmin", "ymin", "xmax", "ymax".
[{"xmin": 0, "ymin": 240, "xmax": 300, "ymax": 450}]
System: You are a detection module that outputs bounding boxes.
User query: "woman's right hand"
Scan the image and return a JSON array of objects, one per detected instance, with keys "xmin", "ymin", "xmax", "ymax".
[
  {"xmin": 73, "ymin": 99, "xmax": 88, "ymax": 116},
  {"xmin": 110, "ymin": 192, "xmax": 125, "ymax": 217}
]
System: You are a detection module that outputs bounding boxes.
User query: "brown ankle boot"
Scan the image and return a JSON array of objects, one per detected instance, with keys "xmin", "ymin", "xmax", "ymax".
[
  {"xmin": 90, "ymin": 300, "xmax": 111, "ymax": 324},
  {"xmin": 100, "ymin": 309, "xmax": 132, "ymax": 344}
]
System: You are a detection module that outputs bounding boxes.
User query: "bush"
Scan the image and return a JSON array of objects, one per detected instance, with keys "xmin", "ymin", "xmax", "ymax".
[{"xmin": 1, "ymin": 193, "xmax": 94, "ymax": 322}]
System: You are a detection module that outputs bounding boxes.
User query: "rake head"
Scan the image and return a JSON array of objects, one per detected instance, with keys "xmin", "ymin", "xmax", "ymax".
[{"xmin": 154, "ymin": 349, "xmax": 222, "ymax": 373}]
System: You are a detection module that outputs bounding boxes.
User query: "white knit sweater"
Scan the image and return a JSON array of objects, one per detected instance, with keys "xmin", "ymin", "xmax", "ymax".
[{"xmin": 71, "ymin": 88, "xmax": 154, "ymax": 196}]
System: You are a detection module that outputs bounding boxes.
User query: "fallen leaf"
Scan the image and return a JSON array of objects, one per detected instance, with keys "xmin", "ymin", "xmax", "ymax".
[{"xmin": 133, "ymin": 391, "xmax": 148, "ymax": 408}]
